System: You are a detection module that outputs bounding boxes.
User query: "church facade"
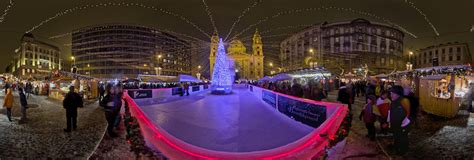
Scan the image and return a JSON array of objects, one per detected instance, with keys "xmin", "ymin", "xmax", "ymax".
[{"xmin": 209, "ymin": 29, "xmax": 264, "ymax": 80}]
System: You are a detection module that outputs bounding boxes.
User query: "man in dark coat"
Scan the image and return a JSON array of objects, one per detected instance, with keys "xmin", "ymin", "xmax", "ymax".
[
  {"xmin": 389, "ymin": 85, "xmax": 411, "ymax": 155},
  {"xmin": 337, "ymin": 86, "xmax": 352, "ymax": 111},
  {"xmin": 63, "ymin": 86, "xmax": 83, "ymax": 132}
]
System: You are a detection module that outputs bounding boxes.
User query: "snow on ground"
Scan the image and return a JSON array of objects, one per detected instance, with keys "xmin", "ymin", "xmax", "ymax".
[{"xmin": 0, "ymin": 92, "xmax": 106, "ymax": 159}]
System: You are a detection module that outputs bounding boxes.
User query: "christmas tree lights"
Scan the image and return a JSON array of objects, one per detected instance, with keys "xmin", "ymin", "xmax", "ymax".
[{"xmin": 211, "ymin": 38, "xmax": 234, "ymax": 94}]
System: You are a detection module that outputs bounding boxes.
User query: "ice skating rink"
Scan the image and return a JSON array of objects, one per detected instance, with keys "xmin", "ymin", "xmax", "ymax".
[{"xmin": 137, "ymin": 87, "xmax": 313, "ymax": 152}]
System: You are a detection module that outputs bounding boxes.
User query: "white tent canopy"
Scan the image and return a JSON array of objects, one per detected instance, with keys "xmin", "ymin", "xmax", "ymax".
[{"xmin": 178, "ymin": 74, "xmax": 201, "ymax": 82}]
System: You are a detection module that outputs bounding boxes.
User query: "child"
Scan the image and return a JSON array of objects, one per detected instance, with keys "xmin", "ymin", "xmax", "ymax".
[
  {"xmin": 360, "ymin": 95, "xmax": 379, "ymax": 140},
  {"xmin": 377, "ymin": 91, "xmax": 391, "ymax": 134}
]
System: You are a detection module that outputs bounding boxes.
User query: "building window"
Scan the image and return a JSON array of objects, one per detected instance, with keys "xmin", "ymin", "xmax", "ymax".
[
  {"xmin": 381, "ymin": 58, "xmax": 385, "ymax": 64},
  {"xmin": 457, "ymin": 47, "xmax": 461, "ymax": 53},
  {"xmin": 449, "ymin": 56, "xmax": 453, "ymax": 61},
  {"xmin": 389, "ymin": 59, "xmax": 393, "ymax": 65},
  {"xmin": 449, "ymin": 47, "xmax": 453, "ymax": 53},
  {"xmin": 442, "ymin": 48, "xmax": 445, "ymax": 54},
  {"xmin": 429, "ymin": 51, "xmax": 432, "ymax": 56},
  {"xmin": 435, "ymin": 50, "xmax": 438, "ymax": 56},
  {"xmin": 457, "ymin": 54, "xmax": 461, "ymax": 61}
]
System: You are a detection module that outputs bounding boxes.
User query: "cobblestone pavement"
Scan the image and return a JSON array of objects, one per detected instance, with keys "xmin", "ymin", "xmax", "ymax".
[
  {"xmin": 326, "ymin": 90, "xmax": 474, "ymax": 160},
  {"xmin": 0, "ymin": 92, "xmax": 107, "ymax": 159}
]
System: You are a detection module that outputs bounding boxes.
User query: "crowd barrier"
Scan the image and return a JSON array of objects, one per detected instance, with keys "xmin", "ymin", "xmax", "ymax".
[{"xmin": 124, "ymin": 85, "xmax": 348, "ymax": 160}]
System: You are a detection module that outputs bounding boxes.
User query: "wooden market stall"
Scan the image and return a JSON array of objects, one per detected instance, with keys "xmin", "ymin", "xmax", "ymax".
[
  {"xmin": 419, "ymin": 74, "xmax": 470, "ymax": 118},
  {"xmin": 49, "ymin": 77, "xmax": 76, "ymax": 101}
]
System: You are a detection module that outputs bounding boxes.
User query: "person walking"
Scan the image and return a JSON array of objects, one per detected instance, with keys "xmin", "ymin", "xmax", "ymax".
[
  {"xmin": 63, "ymin": 86, "xmax": 83, "ymax": 132},
  {"xmin": 113, "ymin": 85, "xmax": 123, "ymax": 129},
  {"xmin": 360, "ymin": 95, "xmax": 379, "ymax": 141},
  {"xmin": 3, "ymin": 88, "xmax": 14, "ymax": 122},
  {"xmin": 19, "ymin": 88, "xmax": 28, "ymax": 123},
  {"xmin": 388, "ymin": 85, "xmax": 411, "ymax": 155}
]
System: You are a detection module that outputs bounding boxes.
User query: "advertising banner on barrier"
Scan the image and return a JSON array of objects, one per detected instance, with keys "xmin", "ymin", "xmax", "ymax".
[
  {"xmin": 128, "ymin": 90, "xmax": 153, "ymax": 99},
  {"xmin": 277, "ymin": 96, "xmax": 326, "ymax": 128},
  {"xmin": 172, "ymin": 87, "xmax": 183, "ymax": 95},
  {"xmin": 203, "ymin": 85, "xmax": 209, "ymax": 89},
  {"xmin": 262, "ymin": 90, "xmax": 276, "ymax": 108},
  {"xmin": 192, "ymin": 86, "xmax": 200, "ymax": 92}
]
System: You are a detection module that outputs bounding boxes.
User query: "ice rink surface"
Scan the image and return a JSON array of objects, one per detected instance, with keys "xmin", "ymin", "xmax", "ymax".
[{"xmin": 138, "ymin": 87, "xmax": 313, "ymax": 152}]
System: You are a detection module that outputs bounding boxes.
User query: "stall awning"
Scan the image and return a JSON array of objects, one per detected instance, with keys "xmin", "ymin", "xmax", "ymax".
[
  {"xmin": 421, "ymin": 75, "xmax": 447, "ymax": 80},
  {"xmin": 259, "ymin": 76, "xmax": 272, "ymax": 82},
  {"xmin": 178, "ymin": 74, "xmax": 201, "ymax": 82},
  {"xmin": 271, "ymin": 73, "xmax": 293, "ymax": 82}
]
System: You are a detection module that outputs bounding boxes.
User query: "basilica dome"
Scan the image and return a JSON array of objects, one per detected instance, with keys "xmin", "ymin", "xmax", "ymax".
[{"xmin": 227, "ymin": 39, "xmax": 247, "ymax": 55}]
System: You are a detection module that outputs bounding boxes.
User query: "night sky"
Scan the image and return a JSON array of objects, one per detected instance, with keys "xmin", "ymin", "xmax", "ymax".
[{"xmin": 1, "ymin": 0, "xmax": 473, "ymax": 72}]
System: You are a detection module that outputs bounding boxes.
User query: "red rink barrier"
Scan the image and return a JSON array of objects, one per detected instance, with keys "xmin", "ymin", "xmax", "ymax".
[{"xmin": 124, "ymin": 86, "xmax": 348, "ymax": 160}]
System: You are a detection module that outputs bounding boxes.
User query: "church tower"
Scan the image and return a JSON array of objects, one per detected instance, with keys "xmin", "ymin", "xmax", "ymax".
[
  {"xmin": 251, "ymin": 28, "xmax": 264, "ymax": 79},
  {"xmin": 209, "ymin": 31, "xmax": 219, "ymax": 78}
]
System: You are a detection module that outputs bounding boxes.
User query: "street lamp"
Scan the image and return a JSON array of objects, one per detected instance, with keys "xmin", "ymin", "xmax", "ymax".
[
  {"xmin": 71, "ymin": 56, "xmax": 76, "ymax": 66},
  {"xmin": 269, "ymin": 62, "xmax": 273, "ymax": 67},
  {"xmin": 309, "ymin": 48, "xmax": 314, "ymax": 54},
  {"xmin": 198, "ymin": 65, "xmax": 201, "ymax": 69}
]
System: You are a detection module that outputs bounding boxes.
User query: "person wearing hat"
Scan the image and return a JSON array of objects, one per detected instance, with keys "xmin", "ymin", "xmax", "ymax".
[
  {"xmin": 63, "ymin": 85, "xmax": 83, "ymax": 132},
  {"xmin": 388, "ymin": 85, "xmax": 411, "ymax": 155}
]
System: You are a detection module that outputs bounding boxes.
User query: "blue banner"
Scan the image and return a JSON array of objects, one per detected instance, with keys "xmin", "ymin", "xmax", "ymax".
[
  {"xmin": 192, "ymin": 86, "xmax": 200, "ymax": 92},
  {"xmin": 262, "ymin": 90, "xmax": 277, "ymax": 108},
  {"xmin": 277, "ymin": 96, "xmax": 327, "ymax": 128},
  {"xmin": 128, "ymin": 90, "xmax": 152, "ymax": 99},
  {"xmin": 172, "ymin": 87, "xmax": 183, "ymax": 95}
]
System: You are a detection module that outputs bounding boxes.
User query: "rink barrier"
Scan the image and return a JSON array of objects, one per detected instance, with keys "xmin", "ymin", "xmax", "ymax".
[{"xmin": 123, "ymin": 85, "xmax": 348, "ymax": 160}]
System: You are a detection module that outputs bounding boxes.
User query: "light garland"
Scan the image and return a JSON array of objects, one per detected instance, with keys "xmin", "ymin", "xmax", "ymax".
[
  {"xmin": 223, "ymin": 0, "xmax": 264, "ymax": 41},
  {"xmin": 0, "ymin": 0, "xmax": 13, "ymax": 23},
  {"xmin": 402, "ymin": 0, "xmax": 439, "ymax": 36},
  {"xmin": 201, "ymin": 0, "xmax": 218, "ymax": 35},
  {"xmin": 26, "ymin": 2, "xmax": 210, "ymax": 38},
  {"xmin": 231, "ymin": 6, "xmax": 418, "ymax": 40}
]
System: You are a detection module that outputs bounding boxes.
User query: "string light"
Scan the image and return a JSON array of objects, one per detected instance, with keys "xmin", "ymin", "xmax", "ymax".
[
  {"xmin": 0, "ymin": 0, "xmax": 13, "ymax": 23},
  {"xmin": 402, "ymin": 0, "xmax": 439, "ymax": 36},
  {"xmin": 201, "ymin": 0, "xmax": 218, "ymax": 34},
  {"xmin": 26, "ymin": 2, "xmax": 210, "ymax": 38},
  {"xmin": 223, "ymin": 0, "xmax": 264, "ymax": 41},
  {"xmin": 231, "ymin": 6, "xmax": 418, "ymax": 39}
]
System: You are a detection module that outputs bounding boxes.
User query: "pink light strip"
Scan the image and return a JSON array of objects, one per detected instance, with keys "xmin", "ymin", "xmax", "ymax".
[{"xmin": 124, "ymin": 86, "xmax": 348, "ymax": 159}]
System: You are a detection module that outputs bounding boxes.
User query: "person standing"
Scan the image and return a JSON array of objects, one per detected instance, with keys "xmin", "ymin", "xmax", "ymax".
[
  {"xmin": 388, "ymin": 85, "xmax": 411, "ymax": 155},
  {"xmin": 19, "ymin": 88, "xmax": 28, "ymax": 123},
  {"xmin": 184, "ymin": 83, "xmax": 190, "ymax": 96},
  {"xmin": 63, "ymin": 86, "xmax": 83, "ymax": 132},
  {"xmin": 100, "ymin": 84, "xmax": 118, "ymax": 137},
  {"xmin": 360, "ymin": 95, "xmax": 379, "ymax": 140},
  {"xmin": 337, "ymin": 86, "xmax": 352, "ymax": 111},
  {"xmin": 3, "ymin": 88, "xmax": 14, "ymax": 122},
  {"xmin": 376, "ymin": 91, "xmax": 391, "ymax": 134},
  {"xmin": 113, "ymin": 85, "xmax": 123, "ymax": 129}
]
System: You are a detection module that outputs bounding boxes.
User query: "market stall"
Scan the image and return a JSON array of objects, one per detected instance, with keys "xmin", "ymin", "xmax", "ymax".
[{"xmin": 49, "ymin": 77, "xmax": 76, "ymax": 101}]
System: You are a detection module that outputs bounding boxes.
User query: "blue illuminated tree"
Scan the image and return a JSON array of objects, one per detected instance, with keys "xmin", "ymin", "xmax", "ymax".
[{"xmin": 211, "ymin": 38, "xmax": 234, "ymax": 94}]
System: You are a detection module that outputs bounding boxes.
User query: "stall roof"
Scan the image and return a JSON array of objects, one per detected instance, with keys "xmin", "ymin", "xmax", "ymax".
[
  {"xmin": 178, "ymin": 74, "xmax": 201, "ymax": 82},
  {"xmin": 138, "ymin": 75, "xmax": 176, "ymax": 82},
  {"xmin": 421, "ymin": 75, "xmax": 447, "ymax": 80}
]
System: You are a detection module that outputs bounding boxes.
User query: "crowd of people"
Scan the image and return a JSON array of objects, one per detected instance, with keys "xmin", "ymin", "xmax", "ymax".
[
  {"xmin": 253, "ymin": 79, "xmax": 334, "ymax": 101},
  {"xmin": 252, "ymin": 78, "xmax": 419, "ymax": 155},
  {"xmin": 3, "ymin": 82, "xmax": 31, "ymax": 124}
]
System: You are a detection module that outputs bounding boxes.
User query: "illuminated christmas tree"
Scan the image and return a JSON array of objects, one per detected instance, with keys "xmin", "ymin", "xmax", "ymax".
[{"xmin": 211, "ymin": 38, "xmax": 234, "ymax": 94}]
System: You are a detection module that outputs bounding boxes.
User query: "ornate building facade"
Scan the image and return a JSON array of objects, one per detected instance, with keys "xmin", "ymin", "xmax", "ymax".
[
  {"xmin": 209, "ymin": 29, "xmax": 264, "ymax": 80},
  {"xmin": 413, "ymin": 42, "xmax": 472, "ymax": 68},
  {"xmin": 9, "ymin": 33, "xmax": 63, "ymax": 79},
  {"xmin": 280, "ymin": 18, "xmax": 405, "ymax": 75}
]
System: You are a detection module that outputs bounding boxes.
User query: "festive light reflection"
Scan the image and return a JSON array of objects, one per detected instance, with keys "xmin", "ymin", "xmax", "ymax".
[
  {"xmin": 0, "ymin": 0, "xmax": 13, "ymax": 23},
  {"xmin": 26, "ymin": 2, "xmax": 210, "ymax": 38}
]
